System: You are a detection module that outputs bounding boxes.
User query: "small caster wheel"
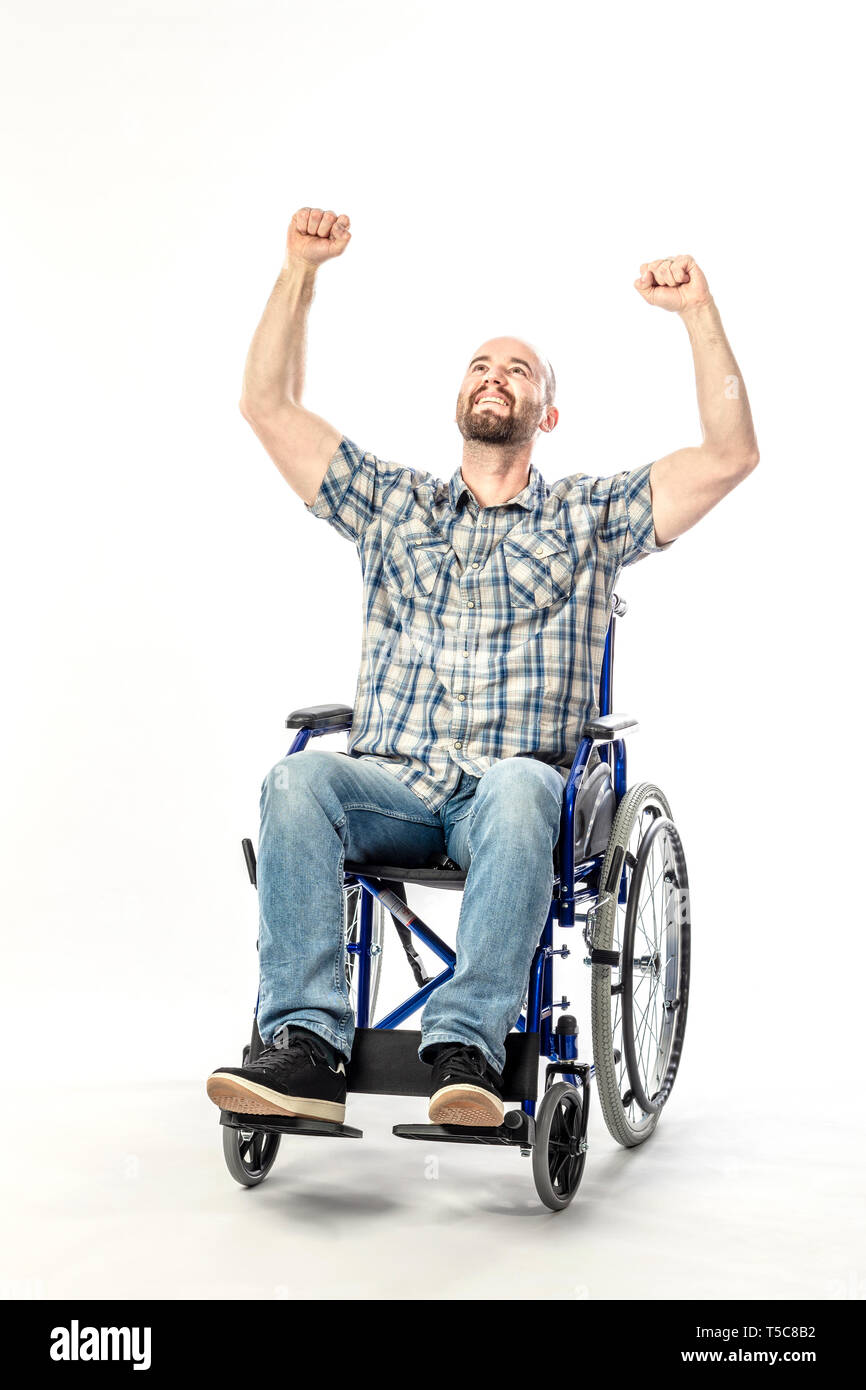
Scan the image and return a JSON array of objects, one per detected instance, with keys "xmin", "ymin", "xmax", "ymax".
[
  {"xmin": 222, "ymin": 1125, "xmax": 281, "ymax": 1187},
  {"xmin": 532, "ymin": 1081, "xmax": 587, "ymax": 1211}
]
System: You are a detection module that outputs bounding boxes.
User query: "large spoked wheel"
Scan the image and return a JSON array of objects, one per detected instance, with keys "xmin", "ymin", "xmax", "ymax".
[
  {"xmin": 222, "ymin": 1124, "xmax": 281, "ymax": 1187},
  {"xmin": 532, "ymin": 1082, "xmax": 587, "ymax": 1211},
  {"xmin": 591, "ymin": 782, "xmax": 691, "ymax": 1148},
  {"xmin": 344, "ymin": 882, "xmax": 385, "ymax": 1022}
]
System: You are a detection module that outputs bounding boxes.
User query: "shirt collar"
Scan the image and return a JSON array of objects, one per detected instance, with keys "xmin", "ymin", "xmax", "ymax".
[{"xmin": 448, "ymin": 462, "xmax": 546, "ymax": 513}]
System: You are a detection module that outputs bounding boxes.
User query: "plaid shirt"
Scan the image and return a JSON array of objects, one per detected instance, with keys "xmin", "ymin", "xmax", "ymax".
[{"xmin": 305, "ymin": 436, "xmax": 675, "ymax": 813}]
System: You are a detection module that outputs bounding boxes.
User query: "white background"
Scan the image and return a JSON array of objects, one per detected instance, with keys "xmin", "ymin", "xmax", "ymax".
[{"xmin": 1, "ymin": 0, "xmax": 864, "ymax": 1300}]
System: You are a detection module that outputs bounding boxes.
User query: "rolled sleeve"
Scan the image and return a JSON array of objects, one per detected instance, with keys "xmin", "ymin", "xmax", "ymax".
[
  {"xmin": 622, "ymin": 460, "xmax": 676, "ymax": 566},
  {"xmin": 304, "ymin": 436, "xmax": 380, "ymax": 545},
  {"xmin": 576, "ymin": 461, "xmax": 676, "ymax": 569}
]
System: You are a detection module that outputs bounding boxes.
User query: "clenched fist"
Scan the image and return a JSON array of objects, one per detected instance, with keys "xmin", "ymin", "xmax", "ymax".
[
  {"xmin": 634, "ymin": 255, "xmax": 712, "ymax": 313},
  {"xmin": 286, "ymin": 207, "xmax": 352, "ymax": 268}
]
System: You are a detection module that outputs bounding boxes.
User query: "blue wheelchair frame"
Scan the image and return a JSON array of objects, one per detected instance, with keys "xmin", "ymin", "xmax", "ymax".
[{"xmin": 281, "ymin": 593, "xmax": 635, "ymax": 1120}]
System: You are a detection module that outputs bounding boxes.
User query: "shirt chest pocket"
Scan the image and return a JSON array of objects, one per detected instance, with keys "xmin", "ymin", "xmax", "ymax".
[
  {"xmin": 383, "ymin": 525, "xmax": 452, "ymax": 598},
  {"xmin": 502, "ymin": 529, "xmax": 574, "ymax": 608}
]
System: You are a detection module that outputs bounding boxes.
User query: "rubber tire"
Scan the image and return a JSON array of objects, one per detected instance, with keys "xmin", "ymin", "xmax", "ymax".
[
  {"xmin": 591, "ymin": 782, "xmax": 675, "ymax": 1148},
  {"xmin": 620, "ymin": 815, "xmax": 690, "ymax": 1116},
  {"xmin": 532, "ymin": 1081, "xmax": 586, "ymax": 1211},
  {"xmin": 222, "ymin": 1124, "xmax": 281, "ymax": 1187}
]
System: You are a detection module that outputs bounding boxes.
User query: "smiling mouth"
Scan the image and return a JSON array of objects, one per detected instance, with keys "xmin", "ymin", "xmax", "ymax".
[{"xmin": 475, "ymin": 396, "xmax": 510, "ymax": 408}]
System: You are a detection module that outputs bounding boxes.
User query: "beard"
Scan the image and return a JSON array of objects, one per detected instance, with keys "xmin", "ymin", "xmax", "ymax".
[{"xmin": 455, "ymin": 389, "xmax": 540, "ymax": 446}]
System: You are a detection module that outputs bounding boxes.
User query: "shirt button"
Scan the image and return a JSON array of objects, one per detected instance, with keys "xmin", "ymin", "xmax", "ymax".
[
  {"xmin": 466, "ymin": 600, "xmax": 475, "ymax": 608},
  {"xmin": 454, "ymin": 740, "xmax": 463, "ymax": 749},
  {"xmin": 536, "ymin": 547, "xmax": 544, "ymax": 557},
  {"xmin": 471, "ymin": 561, "xmax": 480, "ymax": 569},
  {"xmin": 463, "ymin": 650, "xmax": 469, "ymax": 657},
  {"xmin": 456, "ymin": 693, "xmax": 466, "ymax": 701}
]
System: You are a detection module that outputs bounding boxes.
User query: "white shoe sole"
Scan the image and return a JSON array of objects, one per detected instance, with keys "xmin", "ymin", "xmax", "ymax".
[{"xmin": 428, "ymin": 1082, "xmax": 504, "ymax": 1127}]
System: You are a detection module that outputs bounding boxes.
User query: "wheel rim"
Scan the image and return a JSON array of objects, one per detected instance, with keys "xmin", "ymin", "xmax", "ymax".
[
  {"xmin": 609, "ymin": 799, "xmax": 662, "ymax": 1136},
  {"xmin": 546, "ymin": 1089, "xmax": 585, "ymax": 1200},
  {"xmin": 236, "ymin": 1128, "xmax": 280, "ymax": 1179},
  {"xmin": 533, "ymin": 1082, "xmax": 586, "ymax": 1209},
  {"xmin": 594, "ymin": 787, "xmax": 690, "ymax": 1141},
  {"xmin": 621, "ymin": 816, "xmax": 690, "ymax": 1115}
]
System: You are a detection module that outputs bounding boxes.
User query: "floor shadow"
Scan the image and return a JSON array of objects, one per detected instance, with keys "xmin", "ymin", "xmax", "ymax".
[{"xmin": 264, "ymin": 1184, "xmax": 403, "ymax": 1221}]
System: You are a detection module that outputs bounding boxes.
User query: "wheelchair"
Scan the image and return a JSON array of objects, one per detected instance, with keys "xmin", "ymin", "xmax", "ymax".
[{"xmin": 219, "ymin": 591, "xmax": 691, "ymax": 1211}]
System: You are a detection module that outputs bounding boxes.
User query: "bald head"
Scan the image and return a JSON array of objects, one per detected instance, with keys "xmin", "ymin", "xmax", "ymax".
[
  {"xmin": 540, "ymin": 354, "xmax": 556, "ymax": 410},
  {"xmin": 456, "ymin": 335, "xmax": 558, "ymax": 448},
  {"xmin": 469, "ymin": 336, "xmax": 556, "ymax": 410}
]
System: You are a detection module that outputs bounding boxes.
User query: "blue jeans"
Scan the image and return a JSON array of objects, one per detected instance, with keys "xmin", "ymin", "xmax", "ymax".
[{"xmin": 255, "ymin": 750, "xmax": 566, "ymax": 1076}]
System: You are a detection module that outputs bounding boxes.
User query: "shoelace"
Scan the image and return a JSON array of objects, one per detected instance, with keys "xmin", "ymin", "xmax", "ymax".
[
  {"xmin": 252, "ymin": 1033, "xmax": 322, "ymax": 1071},
  {"xmin": 438, "ymin": 1044, "xmax": 487, "ymax": 1080}
]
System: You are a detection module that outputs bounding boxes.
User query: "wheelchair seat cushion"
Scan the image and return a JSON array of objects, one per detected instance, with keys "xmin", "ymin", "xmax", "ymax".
[{"xmin": 344, "ymin": 857, "xmax": 467, "ymax": 889}]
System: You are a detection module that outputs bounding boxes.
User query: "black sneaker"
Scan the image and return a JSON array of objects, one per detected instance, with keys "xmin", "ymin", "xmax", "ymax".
[
  {"xmin": 427, "ymin": 1043, "xmax": 505, "ymax": 1127},
  {"xmin": 206, "ymin": 1028, "xmax": 347, "ymax": 1123}
]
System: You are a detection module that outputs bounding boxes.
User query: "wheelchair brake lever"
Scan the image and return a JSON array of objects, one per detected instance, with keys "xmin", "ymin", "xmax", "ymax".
[{"xmin": 581, "ymin": 893, "xmax": 612, "ymax": 952}]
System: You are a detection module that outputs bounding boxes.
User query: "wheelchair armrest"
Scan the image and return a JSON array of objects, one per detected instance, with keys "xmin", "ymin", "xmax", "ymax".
[
  {"xmin": 286, "ymin": 703, "xmax": 354, "ymax": 731},
  {"xmin": 582, "ymin": 713, "xmax": 639, "ymax": 741}
]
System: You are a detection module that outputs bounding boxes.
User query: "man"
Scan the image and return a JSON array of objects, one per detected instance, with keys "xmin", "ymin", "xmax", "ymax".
[{"xmin": 207, "ymin": 207, "xmax": 758, "ymax": 1128}]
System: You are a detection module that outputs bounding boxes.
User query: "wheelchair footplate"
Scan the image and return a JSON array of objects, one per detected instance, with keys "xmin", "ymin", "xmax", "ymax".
[
  {"xmin": 219, "ymin": 1109, "xmax": 363, "ymax": 1140},
  {"xmin": 392, "ymin": 1109, "xmax": 534, "ymax": 1147}
]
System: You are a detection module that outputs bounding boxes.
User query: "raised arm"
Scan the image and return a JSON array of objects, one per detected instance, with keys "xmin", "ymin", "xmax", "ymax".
[
  {"xmin": 633, "ymin": 256, "xmax": 760, "ymax": 545},
  {"xmin": 239, "ymin": 207, "xmax": 352, "ymax": 505}
]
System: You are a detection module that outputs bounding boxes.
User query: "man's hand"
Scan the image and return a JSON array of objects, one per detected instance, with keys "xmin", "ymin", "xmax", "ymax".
[
  {"xmin": 633, "ymin": 255, "xmax": 712, "ymax": 314},
  {"xmin": 285, "ymin": 207, "xmax": 352, "ymax": 268}
]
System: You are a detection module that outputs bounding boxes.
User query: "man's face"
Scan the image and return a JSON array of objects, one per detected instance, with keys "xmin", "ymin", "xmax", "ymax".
[{"xmin": 455, "ymin": 338, "xmax": 549, "ymax": 446}]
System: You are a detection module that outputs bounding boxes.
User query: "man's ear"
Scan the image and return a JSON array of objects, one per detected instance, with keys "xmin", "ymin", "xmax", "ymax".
[{"xmin": 538, "ymin": 406, "xmax": 559, "ymax": 434}]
